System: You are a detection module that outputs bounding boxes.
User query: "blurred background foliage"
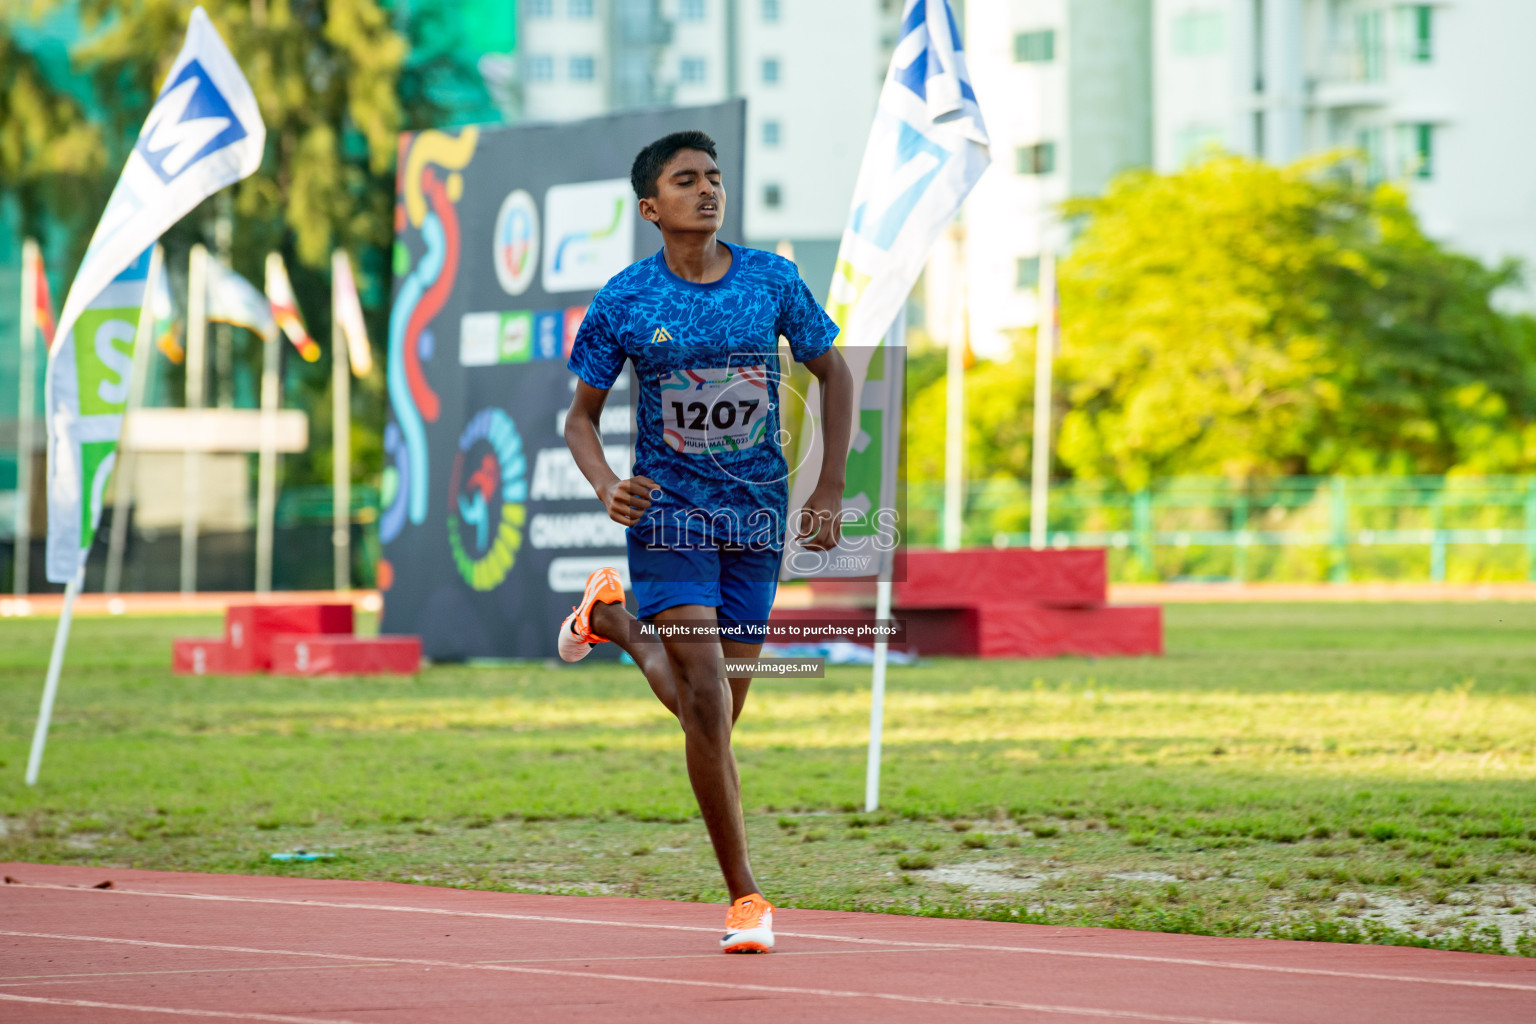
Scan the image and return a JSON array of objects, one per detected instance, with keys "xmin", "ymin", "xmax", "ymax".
[
  {"xmin": 0, "ymin": 0, "xmax": 493, "ymax": 490},
  {"xmin": 907, "ymin": 155, "xmax": 1536, "ymax": 491}
]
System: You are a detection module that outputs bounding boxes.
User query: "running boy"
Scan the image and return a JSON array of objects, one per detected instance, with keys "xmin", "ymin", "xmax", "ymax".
[{"xmin": 558, "ymin": 130, "xmax": 853, "ymax": 954}]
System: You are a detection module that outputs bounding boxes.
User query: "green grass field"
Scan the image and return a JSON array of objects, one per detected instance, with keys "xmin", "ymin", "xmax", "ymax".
[{"xmin": 3, "ymin": 603, "xmax": 1535, "ymax": 955}]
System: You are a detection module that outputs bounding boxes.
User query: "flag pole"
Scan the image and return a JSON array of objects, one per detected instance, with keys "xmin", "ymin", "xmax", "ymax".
[
  {"xmin": 1029, "ymin": 249, "xmax": 1056, "ymax": 550},
  {"xmin": 941, "ymin": 225, "xmax": 966, "ymax": 551},
  {"xmin": 331, "ymin": 249, "xmax": 351, "ymax": 593},
  {"xmin": 864, "ymin": 312, "xmax": 904, "ymax": 813},
  {"xmin": 255, "ymin": 323, "xmax": 280, "ymax": 594},
  {"xmin": 26, "ymin": 565, "xmax": 84, "ymax": 785},
  {"xmin": 16, "ymin": 240, "xmax": 40, "ymax": 596},
  {"xmin": 181, "ymin": 244, "xmax": 209, "ymax": 594},
  {"xmin": 105, "ymin": 245, "xmax": 165, "ymax": 595},
  {"xmin": 865, "ymin": 569, "xmax": 893, "ymax": 812}
]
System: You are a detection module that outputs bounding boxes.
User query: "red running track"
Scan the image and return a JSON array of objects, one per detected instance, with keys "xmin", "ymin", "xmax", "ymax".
[{"xmin": 3, "ymin": 862, "xmax": 1533, "ymax": 1023}]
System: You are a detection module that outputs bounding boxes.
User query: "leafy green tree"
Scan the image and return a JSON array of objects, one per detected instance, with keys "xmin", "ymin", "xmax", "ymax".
[
  {"xmin": 1053, "ymin": 155, "xmax": 1536, "ymax": 487},
  {"xmin": 68, "ymin": 0, "xmax": 407, "ymax": 269},
  {"xmin": 0, "ymin": 10, "xmax": 105, "ymax": 246}
]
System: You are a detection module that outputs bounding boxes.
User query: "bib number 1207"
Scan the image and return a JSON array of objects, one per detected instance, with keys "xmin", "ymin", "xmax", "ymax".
[
  {"xmin": 670, "ymin": 398, "xmax": 760, "ymax": 431},
  {"xmin": 660, "ymin": 364, "xmax": 772, "ymax": 455}
]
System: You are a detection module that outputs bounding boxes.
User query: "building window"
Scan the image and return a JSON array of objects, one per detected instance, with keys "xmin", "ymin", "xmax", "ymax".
[
  {"xmin": 764, "ymin": 183, "xmax": 782, "ymax": 208},
  {"xmin": 1174, "ymin": 125, "xmax": 1225, "ymax": 165},
  {"xmin": 761, "ymin": 57, "xmax": 780, "ymax": 83},
  {"xmin": 762, "ymin": 120, "xmax": 781, "ymax": 146},
  {"xmin": 680, "ymin": 57, "xmax": 707, "ymax": 83},
  {"xmin": 763, "ymin": 0, "xmax": 781, "ymax": 22},
  {"xmin": 569, "ymin": 55, "xmax": 596, "ymax": 81},
  {"xmin": 1396, "ymin": 4, "xmax": 1432, "ymax": 63},
  {"xmin": 1015, "ymin": 256, "xmax": 1041, "ymax": 291},
  {"xmin": 1356, "ymin": 10, "xmax": 1384, "ymax": 81},
  {"xmin": 1016, "ymin": 142, "xmax": 1056, "ymax": 176},
  {"xmin": 1013, "ymin": 29, "xmax": 1055, "ymax": 63},
  {"xmin": 679, "ymin": 0, "xmax": 706, "ymax": 20},
  {"xmin": 569, "ymin": 0, "xmax": 595, "ymax": 17},
  {"xmin": 1396, "ymin": 123, "xmax": 1434, "ymax": 179},
  {"xmin": 528, "ymin": 0, "xmax": 553, "ymax": 16},
  {"xmin": 1356, "ymin": 126, "xmax": 1384, "ymax": 184},
  {"xmin": 527, "ymin": 54, "xmax": 554, "ymax": 81},
  {"xmin": 1171, "ymin": 11, "xmax": 1225, "ymax": 57}
]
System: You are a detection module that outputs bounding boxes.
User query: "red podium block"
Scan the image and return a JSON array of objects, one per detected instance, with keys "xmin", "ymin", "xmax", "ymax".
[
  {"xmin": 977, "ymin": 604, "xmax": 1163, "ymax": 659},
  {"xmin": 172, "ymin": 638, "xmax": 237, "ymax": 676},
  {"xmin": 269, "ymin": 635, "xmax": 422, "ymax": 676},
  {"xmin": 895, "ymin": 549, "xmax": 1107, "ymax": 608},
  {"xmin": 225, "ymin": 603, "xmax": 355, "ymax": 672}
]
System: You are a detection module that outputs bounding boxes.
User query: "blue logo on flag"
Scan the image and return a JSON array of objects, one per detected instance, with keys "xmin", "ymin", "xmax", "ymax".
[
  {"xmin": 849, "ymin": 122, "xmax": 950, "ymax": 251},
  {"xmin": 135, "ymin": 60, "xmax": 249, "ymax": 183}
]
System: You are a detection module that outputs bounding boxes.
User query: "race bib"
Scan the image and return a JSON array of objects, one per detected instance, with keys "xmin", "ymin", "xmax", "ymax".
[{"xmin": 659, "ymin": 364, "xmax": 772, "ymax": 455}]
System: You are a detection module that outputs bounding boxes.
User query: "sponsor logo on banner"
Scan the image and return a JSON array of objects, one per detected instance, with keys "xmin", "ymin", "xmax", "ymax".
[
  {"xmin": 460, "ymin": 311, "xmax": 535, "ymax": 366},
  {"xmin": 499, "ymin": 311, "xmax": 532, "ymax": 362},
  {"xmin": 448, "ymin": 407, "xmax": 527, "ymax": 591},
  {"xmin": 459, "ymin": 311, "xmax": 499, "ymax": 366},
  {"xmin": 562, "ymin": 306, "xmax": 587, "ymax": 359},
  {"xmin": 135, "ymin": 60, "xmax": 249, "ymax": 182},
  {"xmin": 493, "ymin": 189, "xmax": 539, "ymax": 295},
  {"xmin": 533, "ymin": 311, "xmax": 562, "ymax": 359},
  {"xmin": 542, "ymin": 179, "xmax": 635, "ymax": 293},
  {"xmin": 548, "ymin": 558, "xmax": 631, "ymax": 593}
]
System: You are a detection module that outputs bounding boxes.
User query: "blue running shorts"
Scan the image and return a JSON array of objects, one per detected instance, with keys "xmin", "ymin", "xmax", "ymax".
[{"xmin": 626, "ymin": 532, "xmax": 782, "ymax": 643}]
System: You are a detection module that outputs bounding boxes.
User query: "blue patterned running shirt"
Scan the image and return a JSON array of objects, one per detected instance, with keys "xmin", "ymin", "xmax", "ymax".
[{"xmin": 567, "ymin": 242, "xmax": 838, "ymax": 551}]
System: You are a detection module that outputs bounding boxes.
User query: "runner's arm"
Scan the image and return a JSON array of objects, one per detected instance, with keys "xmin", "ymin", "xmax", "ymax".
[
  {"xmin": 565, "ymin": 380, "xmax": 657, "ymax": 527},
  {"xmin": 795, "ymin": 346, "xmax": 854, "ymax": 550}
]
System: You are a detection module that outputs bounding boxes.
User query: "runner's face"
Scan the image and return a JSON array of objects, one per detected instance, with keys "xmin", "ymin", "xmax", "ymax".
[{"xmin": 647, "ymin": 150, "xmax": 725, "ymax": 233}]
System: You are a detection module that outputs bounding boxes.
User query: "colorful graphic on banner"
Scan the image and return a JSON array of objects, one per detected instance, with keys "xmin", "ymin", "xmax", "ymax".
[
  {"xmin": 447, "ymin": 407, "xmax": 528, "ymax": 591},
  {"xmin": 542, "ymin": 179, "xmax": 635, "ymax": 293},
  {"xmin": 384, "ymin": 127, "xmax": 479, "ymax": 544},
  {"xmin": 494, "ymin": 189, "xmax": 539, "ymax": 296}
]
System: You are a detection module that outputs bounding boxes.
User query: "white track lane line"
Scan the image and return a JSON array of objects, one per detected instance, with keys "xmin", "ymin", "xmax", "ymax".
[
  {"xmin": 0, "ymin": 929, "xmax": 1284, "ymax": 1024},
  {"xmin": 0, "ymin": 992, "xmax": 370, "ymax": 1024},
  {"xmin": 7, "ymin": 881, "xmax": 1534, "ymax": 993},
  {"xmin": 0, "ymin": 944, "xmax": 947, "ymax": 986}
]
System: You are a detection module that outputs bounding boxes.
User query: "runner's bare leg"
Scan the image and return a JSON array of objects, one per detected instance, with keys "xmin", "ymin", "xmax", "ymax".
[
  {"xmin": 589, "ymin": 601, "xmax": 758, "ymax": 726},
  {"xmin": 622, "ymin": 602, "xmax": 755, "ymax": 900}
]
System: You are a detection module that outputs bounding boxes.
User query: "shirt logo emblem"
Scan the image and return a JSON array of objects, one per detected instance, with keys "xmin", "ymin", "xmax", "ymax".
[{"xmin": 650, "ymin": 326, "xmax": 673, "ymax": 344}]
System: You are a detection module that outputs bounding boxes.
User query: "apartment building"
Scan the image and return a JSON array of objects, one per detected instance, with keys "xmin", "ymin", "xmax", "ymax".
[
  {"xmin": 1154, "ymin": 0, "xmax": 1536, "ymax": 306},
  {"xmin": 954, "ymin": 0, "xmax": 1152, "ymax": 359},
  {"xmin": 517, "ymin": 0, "xmax": 895, "ymax": 293}
]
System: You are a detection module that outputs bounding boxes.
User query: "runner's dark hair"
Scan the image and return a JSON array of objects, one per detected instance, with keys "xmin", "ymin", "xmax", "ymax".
[{"xmin": 631, "ymin": 131, "xmax": 718, "ymax": 199}]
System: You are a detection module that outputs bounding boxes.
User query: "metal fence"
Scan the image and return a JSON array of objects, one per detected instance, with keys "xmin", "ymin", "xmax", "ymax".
[{"xmin": 908, "ymin": 476, "xmax": 1536, "ymax": 583}]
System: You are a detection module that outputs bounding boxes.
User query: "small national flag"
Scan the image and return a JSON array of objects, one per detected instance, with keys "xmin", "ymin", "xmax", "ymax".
[
  {"xmin": 331, "ymin": 249, "xmax": 373, "ymax": 377},
  {"xmin": 31, "ymin": 247, "xmax": 57, "ymax": 349},
  {"xmin": 265, "ymin": 251, "xmax": 320, "ymax": 362},
  {"xmin": 150, "ymin": 256, "xmax": 184, "ymax": 362},
  {"xmin": 207, "ymin": 255, "xmax": 278, "ymax": 341}
]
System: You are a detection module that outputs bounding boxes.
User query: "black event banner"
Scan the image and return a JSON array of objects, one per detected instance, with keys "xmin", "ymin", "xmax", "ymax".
[{"xmin": 380, "ymin": 102, "xmax": 746, "ymax": 660}]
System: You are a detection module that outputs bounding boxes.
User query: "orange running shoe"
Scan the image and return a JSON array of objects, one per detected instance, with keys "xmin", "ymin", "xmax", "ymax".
[
  {"xmin": 720, "ymin": 893, "xmax": 775, "ymax": 953},
  {"xmin": 557, "ymin": 567, "xmax": 625, "ymax": 663}
]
